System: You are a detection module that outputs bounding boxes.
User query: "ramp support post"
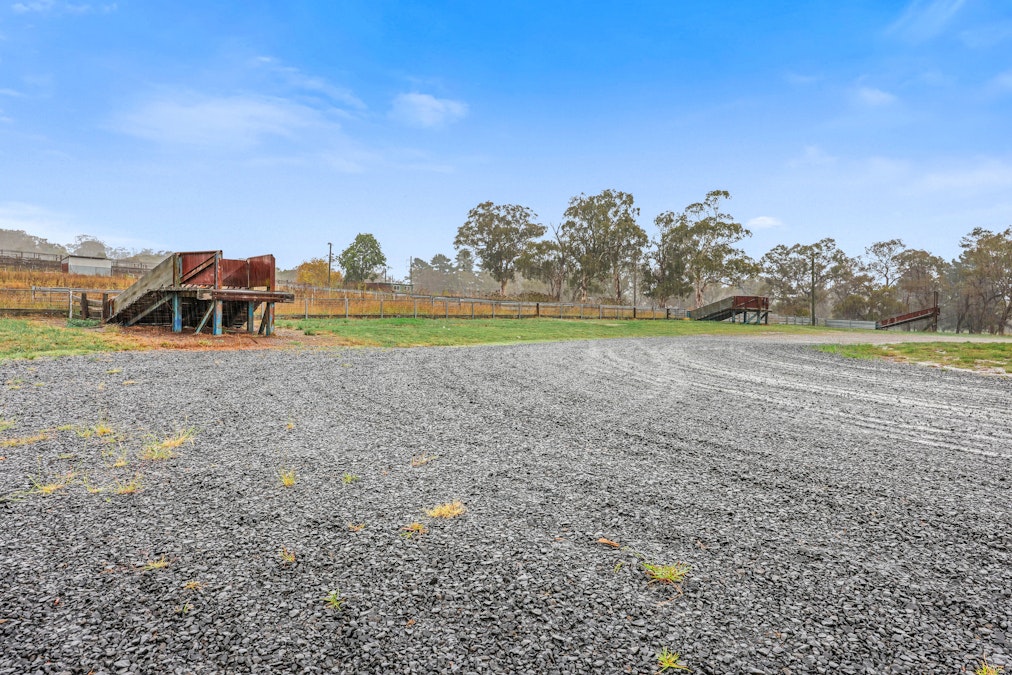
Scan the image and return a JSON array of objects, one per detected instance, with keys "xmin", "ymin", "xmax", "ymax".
[
  {"xmin": 212, "ymin": 300, "xmax": 223, "ymax": 336},
  {"xmin": 172, "ymin": 294, "xmax": 182, "ymax": 333},
  {"xmin": 247, "ymin": 301, "xmax": 256, "ymax": 333}
]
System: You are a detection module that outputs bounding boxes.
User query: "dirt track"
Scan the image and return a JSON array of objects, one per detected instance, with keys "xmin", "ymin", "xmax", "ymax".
[{"xmin": 1, "ymin": 334, "xmax": 1009, "ymax": 674}]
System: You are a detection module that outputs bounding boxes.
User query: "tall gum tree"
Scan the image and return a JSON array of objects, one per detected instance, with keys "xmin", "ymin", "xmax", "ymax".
[
  {"xmin": 659, "ymin": 190, "xmax": 756, "ymax": 308},
  {"xmin": 561, "ymin": 189, "xmax": 645, "ymax": 303},
  {"xmin": 454, "ymin": 201, "xmax": 545, "ymax": 295}
]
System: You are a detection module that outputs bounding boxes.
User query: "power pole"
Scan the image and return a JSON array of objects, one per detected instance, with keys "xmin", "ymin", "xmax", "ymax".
[
  {"xmin": 810, "ymin": 249, "xmax": 816, "ymax": 326},
  {"xmin": 327, "ymin": 242, "xmax": 333, "ymax": 289}
]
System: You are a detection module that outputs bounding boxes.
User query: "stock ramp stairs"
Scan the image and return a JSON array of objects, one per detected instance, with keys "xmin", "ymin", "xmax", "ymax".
[
  {"xmin": 106, "ymin": 251, "xmax": 294, "ymax": 335},
  {"xmin": 876, "ymin": 305, "xmax": 940, "ymax": 330},
  {"xmin": 687, "ymin": 296, "xmax": 770, "ymax": 324}
]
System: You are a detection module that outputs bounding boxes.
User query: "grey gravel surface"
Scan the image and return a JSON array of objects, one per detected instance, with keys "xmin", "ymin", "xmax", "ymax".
[{"xmin": 1, "ymin": 336, "xmax": 1010, "ymax": 674}]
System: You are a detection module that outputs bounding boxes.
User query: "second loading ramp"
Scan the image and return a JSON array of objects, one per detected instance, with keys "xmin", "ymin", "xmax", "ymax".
[{"xmin": 688, "ymin": 296, "xmax": 769, "ymax": 324}]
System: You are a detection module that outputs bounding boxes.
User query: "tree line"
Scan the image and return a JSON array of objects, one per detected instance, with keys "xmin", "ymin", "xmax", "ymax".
[{"xmin": 441, "ymin": 189, "xmax": 1011, "ymax": 334}]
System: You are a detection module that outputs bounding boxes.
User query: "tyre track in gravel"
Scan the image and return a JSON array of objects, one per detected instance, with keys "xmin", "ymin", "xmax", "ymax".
[{"xmin": 0, "ymin": 335, "xmax": 1009, "ymax": 674}]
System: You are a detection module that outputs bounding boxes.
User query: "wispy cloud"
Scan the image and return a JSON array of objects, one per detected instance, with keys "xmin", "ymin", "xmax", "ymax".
[
  {"xmin": 783, "ymin": 71, "xmax": 821, "ymax": 86},
  {"xmin": 854, "ymin": 86, "xmax": 897, "ymax": 107},
  {"xmin": 390, "ymin": 93, "xmax": 468, "ymax": 129},
  {"xmin": 12, "ymin": 1, "xmax": 117, "ymax": 14},
  {"xmin": 0, "ymin": 201, "xmax": 77, "ymax": 242},
  {"xmin": 989, "ymin": 70, "xmax": 1012, "ymax": 94},
  {"xmin": 0, "ymin": 88, "xmax": 24, "ymax": 97},
  {"xmin": 113, "ymin": 93, "xmax": 325, "ymax": 149},
  {"xmin": 746, "ymin": 216, "xmax": 783, "ymax": 230},
  {"xmin": 887, "ymin": 0, "xmax": 967, "ymax": 42},
  {"xmin": 252, "ymin": 56, "xmax": 365, "ymax": 111},
  {"xmin": 958, "ymin": 21, "xmax": 1012, "ymax": 48},
  {"xmin": 918, "ymin": 159, "xmax": 1012, "ymax": 193},
  {"xmin": 789, "ymin": 145, "xmax": 837, "ymax": 168}
]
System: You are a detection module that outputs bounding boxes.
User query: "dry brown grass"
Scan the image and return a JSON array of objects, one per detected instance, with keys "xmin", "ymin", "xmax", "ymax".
[
  {"xmin": 425, "ymin": 500, "xmax": 466, "ymax": 519},
  {"xmin": 1, "ymin": 431, "xmax": 48, "ymax": 448}
]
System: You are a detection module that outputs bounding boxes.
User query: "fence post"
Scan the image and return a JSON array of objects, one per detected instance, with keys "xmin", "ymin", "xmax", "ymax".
[
  {"xmin": 599, "ymin": 305, "xmax": 603, "ymax": 319},
  {"xmin": 345, "ymin": 297, "xmax": 349, "ymax": 319},
  {"xmin": 445, "ymin": 299, "xmax": 448, "ymax": 319},
  {"xmin": 80, "ymin": 292, "xmax": 89, "ymax": 320},
  {"xmin": 102, "ymin": 292, "xmax": 110, "ymax": 321},
  {"xmin": 536, "ymin": 302, "xmax": 540, "ymax": 317},
  {"xmin": 517, "ymin": 302, "xmax": 521, "ymax": 319},
  {"xmin": 304, "ymin": 297, "xmax": 309, "ymax": 319},
  {"xmin": 471, "ymin": 301, "xmax": 475, "ymax": 319},
  {"xmin": 380, "ymin": 299, "xmax": 384, "ymax": 318},
  {"xmin": 413, "ymin": 299, "xmax": 417, "ymax": 319}
]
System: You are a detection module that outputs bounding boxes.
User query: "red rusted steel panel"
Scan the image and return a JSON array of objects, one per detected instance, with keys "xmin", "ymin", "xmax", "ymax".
[
  {"xmin": 248, "ymin": 255, "xmax": 275, "ymax": 289},
  {"xmin": 178, "ymin": 251, "xmax": 220, "ymax": 286},
  {"xmin": 219, "ymin": 258, "xmax": 249, "ymax": 287},
  {"xmin": 878, "ymin": 305, "xmax": 939, "ymax": 328}
]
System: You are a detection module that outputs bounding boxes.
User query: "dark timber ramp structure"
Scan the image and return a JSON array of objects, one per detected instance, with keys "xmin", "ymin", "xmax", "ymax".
[
  {"xmin": 688, "ymin": 295, "xmax": 769, "ymax": 324},
  {"xmin": 106, "ymin": 251, "xmax": 294, "ymax": 335}
]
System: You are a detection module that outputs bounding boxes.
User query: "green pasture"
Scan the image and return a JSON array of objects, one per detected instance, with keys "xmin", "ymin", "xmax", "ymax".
[{"xmin": 818, "ymin": 341, "xmax": 1012, "ymax": 373}]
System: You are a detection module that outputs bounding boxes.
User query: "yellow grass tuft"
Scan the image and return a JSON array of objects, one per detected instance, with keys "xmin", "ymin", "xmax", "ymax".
[
  {"xmin": 425, "ymin": 500, "xmax": 466, "ymax": 519},
  {"xmin": 278, "ymin": 467, "xmax": 297, "ymax": 487},
  {"xmin": 141, "ymin": 556, "xmax": 169, "ymax": 572},
  {"xmin": 410, "ymin": 453, "xmax": 439, "ymax": 467},
  {"xmin": 1, "ymin": 432, "xmax": 49, "ymax": 448},
  {"xmin": 113, "ymin": 474, "xmax": 143, "ymax": 494},
  {"xmin": 279, "ymin": 547, "xmax": 297, "ymax": 564}
]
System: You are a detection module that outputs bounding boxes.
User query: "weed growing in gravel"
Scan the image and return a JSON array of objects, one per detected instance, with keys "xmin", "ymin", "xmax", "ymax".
[
  {"xmin": 183, "ymin": 580, "xmax": 205, "ymax": 591},
  {"xmin": 400, "ymin": 522, "xmax": 428, "ymax": 538},
  {"xmin": 410, "ymin": 453, "xmax": 438, "ymax": 467},
  {"xmin": 141, "ymin": 556, "xmax": 169, "ymax": 572},
  {"xmin": 426, "ymin": 500, "xmax": 466, "ymax": 519},
  {"xmin": 323, "ymin": 589, "xmax": 344, "ymax": 610},
  {"xmin": 278, "ymin": 467, "xmax": 297, "ymax": 487},
  {"xmin": 28, "ymin": 471, "xmax": 75, "ymax": 496},
  {"xmin": 111, "ymin": 450, "xmax": 129, "ymax": 469},
  {"xmin": 1, "ymin": 431, "xmax": 48, "ymax": 447},
  {"xmin": 141, "ymin": 428, "xmax": 194, "ymax": 460},
  {"xmin": 106, "ymin": 368, "xmax": 122, "ymax": 375},
  {"xmin": 93, "ymin": 422, "xmax": 114, "ymax": 437},
  {"xmin": 348, "ymin": 523, "xmax": 365, "ymax": 532},
  {"xmin": 140, "ymin": 444, "xmax": 176, "ymax": 461},
  {"xmin": 285, "ymin": 420, "xmax": 295, "ymax": 430},
  {"xmin": 113, "ymin": 474, "xmax": 143, "ymax": 494},
  {"xmin": 976, "ymin": 660, "xmax": 1005, "ymax": 675},
  {"xmin": 643, "ymin": 561, "xmax": 691, "ymax": 586},
  {"xmin": 341, "ymin": 472, "xmax": 360, "ymax": 484},
  {"xmin": 279, "ymin": 547, "xmax": 297, "ymax": 565},
  {"xmin": 0, "ymin": 419, "xmax": 14, "ymax": 432},
  {"xmin": 656, "ymin": 647, "xmax": 689, "ymax": 671}
]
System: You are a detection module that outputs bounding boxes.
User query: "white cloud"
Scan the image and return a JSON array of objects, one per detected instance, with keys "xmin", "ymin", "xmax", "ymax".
[
  {"xmin": 0, "ymin": 201, "xmax": 77, "ymax": 242},
  {"xmin": 12, "ymin": 1, "xmax": 116, "ymax": 14},
  {"xmin": 959, "ymin": 22, "xmax": 1012, "ymax": 48},
  {"xmin": 0, "ymin": 88, "xmax": 24, "ymax": 97},
  {"xmin": 390, "ymin": 93, "xmax": 468, "ymax": 129},
  {"xmin": 855, "ymin": 86, "xmax": 898, "ymax": 107},
  {"xmin": 746, "ymin": 216, "xmax": 783, "ymax": 230},
  {"xmin": 918, "ymin": 159, "xmax": 1012, "ymax": 193},
  {"xmin": 783, "ymin": 71, "xmax": 821, "ymax": 86},
  {"xmin": 990, "ymin": 70, "xmax": 1012, "ymax": 93},
  {"xmin": 113, "ymin": 93, "xmax": 325, "ymax": 149},
  {"xmin": 789, "ymin": 145, "xmax": 837, "ymax": 168},
  {"xmin": 252, "ymin": 56, "xmax": 365, "ymax": 111},
  {"xmin": 888, "ymin": 0, "xmax": 967, "ymax": 42}
]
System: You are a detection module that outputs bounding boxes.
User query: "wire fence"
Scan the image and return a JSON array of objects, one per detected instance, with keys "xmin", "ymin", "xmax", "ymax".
[{"xmin": 1, "ymin": 285, "xmax": 827, "ymax": 326}]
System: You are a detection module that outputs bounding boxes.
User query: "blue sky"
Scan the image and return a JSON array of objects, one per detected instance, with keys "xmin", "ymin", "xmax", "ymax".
[{"xmin": 1, "ymin": 0, "xmax": 1011, "ymax": 276}]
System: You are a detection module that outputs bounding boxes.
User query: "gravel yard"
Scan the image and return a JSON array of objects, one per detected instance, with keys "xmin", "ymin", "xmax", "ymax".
[{"xmin": 1, "ymin": 335, "xmax": 1009, "ymax": 674}]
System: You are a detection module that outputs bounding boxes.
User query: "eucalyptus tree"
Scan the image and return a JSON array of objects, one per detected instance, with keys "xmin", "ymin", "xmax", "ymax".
[
  {"xmin": 454, "ymin": 201, "xmax": 545, "ymax": 295},
  {"xmin": 561, "ymin": 189, "xmax": 645, "ymax": 302},
  {"xmin": 658, "ymin": 190, "xmax": 756, "ymax": 309}
]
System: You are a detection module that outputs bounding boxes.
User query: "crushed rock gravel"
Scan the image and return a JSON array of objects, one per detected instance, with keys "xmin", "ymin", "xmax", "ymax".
[{"xmin": 1, "ymin": 335, "xmax": 1009, "ymax": 674}]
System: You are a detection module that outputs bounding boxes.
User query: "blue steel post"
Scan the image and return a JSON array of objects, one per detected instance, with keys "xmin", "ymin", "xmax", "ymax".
[
  {"xmin": 265, "ymin": 302, "xmax": 275, "ymax": 336},
  {"xmin": 212, "ymin": 300, "xmax": 223, "ymax": 335},
  {"xmin": 247, "ymin": 301, "xmax": 255, "ymax": 333},
  {"xmin": 172, "ymin": 294, "xmax": 182, "ymax": 333}
]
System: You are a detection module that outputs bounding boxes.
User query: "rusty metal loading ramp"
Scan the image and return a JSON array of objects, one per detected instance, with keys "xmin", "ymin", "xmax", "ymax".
[
  {"xmin": 876, "ymin": 305, "xmax": 940, "ymax": 330},
  {"xmin": 106, "ymin": 251, "xmax": 294, "ymax": 335},
  {"xmin": 688, "ymin": 295, "xmax": 769, "ymax": 324}
]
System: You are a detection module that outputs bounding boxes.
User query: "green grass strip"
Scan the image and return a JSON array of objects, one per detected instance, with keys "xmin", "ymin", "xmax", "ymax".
[
  {"xmin": 818, "ymin": 341, "xmax": 1012, "ymax": 373},
  {"xmin": 279, "ymin": 317, "xmax": 823, "ymax": 348},
  {"xmin": 0, "ymin": 318, "xmax": 136, "ymax": 361}
]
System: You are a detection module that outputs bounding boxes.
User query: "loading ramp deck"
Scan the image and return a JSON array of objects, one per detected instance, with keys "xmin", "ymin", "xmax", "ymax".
[
  {"xmin": 688, "ymin": 296, "xmax": 769, "ymax": 324},
  {"xmin": 105, "ymin": 251, "xmax": 294, "ymax": 335},
  {"xmin": 876, "ymin": 305, "xmax": 940, "ymax": 330}
]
